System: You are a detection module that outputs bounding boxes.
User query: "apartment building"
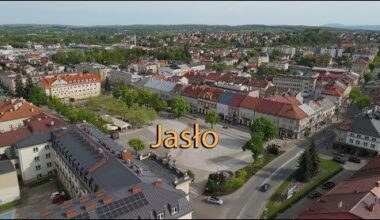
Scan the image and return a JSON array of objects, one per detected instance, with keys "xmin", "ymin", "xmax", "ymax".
[
  {"xmin": 334, "ymin": 107, "xmax": 380, "ymax": 154},
  {"xmin": 267, "ymin": 61, "xmax": 289, "ymax": 71},
  {"xmin": 31, "ymin": 123, "xmax": 193, "ymax": 219},
  {"xmin": 38, "ymin": 73, "xmax": 101, "ymax": 101},
  {"xmin": 76, "ymin": 63, "xmax": 112, "ymax": 81},
  {"xmin": 272, "ymin": 75, "xmax": 318, "ymax": 93}
]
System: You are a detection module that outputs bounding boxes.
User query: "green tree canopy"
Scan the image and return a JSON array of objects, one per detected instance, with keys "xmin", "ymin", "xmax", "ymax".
[
  {"xmin": 128, "ymin": 138, "xmax": 146, "ymax": 154},
  {"xmin": 363, "ymin": 72, "xmax": 373, "ymax": 85},
  {"xmin": 171, "ymin": 96, "xmax": 190, "ymax": 118},
  {"xmin": 205, "ymin": 110, "xmax": 220, "ymax": 129},
  {"xmin": 356, "ymin": 95, "xmax": 372, "ymax": 109},
  {"xmin": 250, "ymin": 117, "xmax": 278, "ymax": 142},
  {"xmin": 242, "ymin": 132, "xmax": 264, "ymax": 161}
]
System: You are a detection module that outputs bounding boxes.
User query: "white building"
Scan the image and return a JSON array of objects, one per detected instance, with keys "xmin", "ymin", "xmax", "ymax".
[
  {"xmin": 267, "ymin": 61, "xmax": 289, "ymax": 71},
  {"xmin": 334, "ymin": 107, "xmax": 380, "ymax": 154},
  {"xmin": 0, "ymin": 160, "xmax": 20, "ymax": 205},
  {"xmin": 38, "ymin": 73, "xmax": 101, "ymax": 101},
  {"xmin": 272, "ymin": 74, "xmax": 318, "ymax": 93}
]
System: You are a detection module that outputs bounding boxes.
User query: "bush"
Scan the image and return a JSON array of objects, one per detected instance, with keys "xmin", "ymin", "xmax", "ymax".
[
  {"xmin": 187, "ymin": 170, "xmax": 195, "ymax": 179},
  {"xmin": 267, "ymin": 144, "xmax": 280, "ymax": 155}
]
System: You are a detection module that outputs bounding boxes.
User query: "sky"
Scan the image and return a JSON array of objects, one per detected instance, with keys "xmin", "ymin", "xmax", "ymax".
[{"xmin": 0, "ymin": 1, "xmax": 380, "ymax": 26}]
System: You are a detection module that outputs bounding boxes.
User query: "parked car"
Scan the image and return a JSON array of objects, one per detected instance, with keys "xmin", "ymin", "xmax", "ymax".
[
  {"xmin": 222, "ymin": 125, "xmax": 229, "ymax": 129},
  {"xmin": 52, "ymin": 194, "xmax": 66, "ymax": 204},
  {"xmin": 333, "ymin": 152, "xmax": 345, "ymax": 157},
  {"xmin": 333, "ymin": 156, "xmax": 346, "ymax": 164},
  {"xmin": 206, "ymin": 196, "xmax": 223, "ymax": 205},
  {"xmin": 260, "ymin": 183, "xmax": 271, "ymax": 192},
  {"xmin": 348, "ymin": 156, "xmax": 361, "ymax": 163},
  {"xmin": 322, "ymin": 181, "xmax": 335, "ymax": 190},
  {"xmin": 308, "ymin": 191, "xmax": 322, "ymax": 199},
  {"xmin": 50, "ymin": 191, "xmax": 65, "ymax": 199}
]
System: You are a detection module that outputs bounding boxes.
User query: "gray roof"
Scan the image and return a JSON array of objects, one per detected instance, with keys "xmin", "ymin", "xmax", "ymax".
[
  {"xmin": 15, "ymin": 132, "xmax": 52, "ymax": 149},
  {"xmin": 0, "ymin": 160, "xmax": 15, "ymax": 175},
  {"xmin": 144, "ymin": 79, "xmax": 177, "ymax": 93},
  {"xmin": 350, "ymin": 113, "xmax": 380, "ymax": 138},
  {"xmin": 32, "ymin": 123, "xmax": 192, "ymax": 219},
  {"xmin": 217, "ymin": 90, "xmax": 235, "ymax": 105}
]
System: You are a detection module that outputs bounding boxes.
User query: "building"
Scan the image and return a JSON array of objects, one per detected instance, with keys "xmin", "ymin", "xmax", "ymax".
[
  {"xmin": 0, "ymin": 71, "xmax": 27, "ymax": 94},
  {"xmin": 0, "ymin": 98, "xmax": 44, "ymax": 133},
  {"xmin": 31, "ymin": 123, "xmax": 193, "ymax": 219},
  {"xmin": 142, "ymin": 79, "xmax": 177, "ymax": 100},
  {"xmin": 197, "ymin": 87, "xmax": 223, "ymax": 114},
  {"xmin": 76, "ymin": 63, "xmax": 112, "ymax": 81},
  {"xmin": 216, "ymin": 90, "xmax": 234, "ymax": 120},
  {"xmin": 0, "ymin": 160, "xmax": 20, "ymax": 205},
  {"xmin": 38, "ymin": 73, "xmax": 101, "ymax": 101},
  {"xmin": 108, "ymin": 70, "xmax": 143, "ymax": 85},
  {"xmin": 297, "ymin": 155, "xmax": 380, "ymax": 219},
  {"xmin": 334, "ymin": 106, "xmax": 380, "ymax": 154},
  {"xmin": 267, "ymin": 61, "xmax": 289, "ymax": 71},
  {"xmin": 272, "ymin": 75, "xmax": 318, "ymax": 93}
]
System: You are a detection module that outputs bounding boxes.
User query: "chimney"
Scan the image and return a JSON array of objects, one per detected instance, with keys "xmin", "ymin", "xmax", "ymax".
[
  {"xmin": 338, "ymin": 201, "xmax": 343, "ymax": 208},
  {"xmin": 121, "ymin": 150, "xmax": 133, "ymax": 161},
  {"xmin": 131, "ymin": 186, "xmax": 142, "ymax": 194},
  {"xmin": 84, "ymin": 202, "xmax": 96, "ymax": 212},
  {"xmin": 153, "ymin": 179, "xmax": 162, "ymax": 188}
]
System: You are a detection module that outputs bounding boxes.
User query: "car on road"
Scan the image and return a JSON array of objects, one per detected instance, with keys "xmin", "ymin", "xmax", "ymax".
[
  {"xmin": 333, "ymin": 156, "xmax": 346, "ymax": 164},
  {"xmin": 52, "ymin": 194, "xmax": 66, "ymax": 204},
  {"xmin": 348, "ymin": 156, "xmax": 361, "ymax": 163},
  {"xmin": 260, "ymin": 183, "xmax": 271, "ymax": 192},
  {"xmin": 308, "ymin": 191, "xmax": 322, "ymax": 199},
  {"xmin": 222, "ymin": 125, "xmax": 229, "ymax": 129},
  {"xmin": 322, "ymin": 181, "xmax": 335, "ymax": 190},
  {"xmin": 206, "ymin": 196, "xmax": 223, "ymax": 205}
]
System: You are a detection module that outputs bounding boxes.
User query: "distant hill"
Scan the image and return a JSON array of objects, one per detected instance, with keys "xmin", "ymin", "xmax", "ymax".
[{"xmin": 323, "ymin": 24, "xmax": 380, "ymax": 31}]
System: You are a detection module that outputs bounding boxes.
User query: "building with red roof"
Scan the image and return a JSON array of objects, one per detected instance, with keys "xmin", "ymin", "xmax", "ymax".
[
  {"xmin": 0, "ymin": 98, "xmax": 44, "ymax": 133},
  {"xmin": 38, "ymin": 73, "xmax": 101, "ymax": 101},
  {"xmin": 197, "ymin": 87, "xmax": 223, "ymax": 114}
]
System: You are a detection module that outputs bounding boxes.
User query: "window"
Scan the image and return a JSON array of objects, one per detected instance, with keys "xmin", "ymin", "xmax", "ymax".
[
  {"xmin": 171, "ymin": 207, "xmax": 178, "ymax": 215},
  {"xmin": 365, "ymin": 136, "xmax": 369, "ymax": 140},
  {"xmin": 47, "ymin": 162, "xmax": 52, "ymax": 168},
  {"xmin": 48, "ymin": 171, "xmax": 54, "ymax": 175},
  {"xmin": 357, "ymin": 134, "xmax": 361, "ymax": 138},
  {"xmin": 45, "ymin": 145, "xmax": 50, "ymax": 150},
  {"xmin": 373, "ymin": 138, "xmax": 377, "ymax": 142},
  {"xmin": 37, "ymin": 174, "xmax": 42, "ymax": 179},
  {"xmin": 157, "ymin": 213, "xmax": 164, "ymax": 219},
  {"xmin": 356, "ymin": 140, "xmax": 360, "ymax": 145},
  {"xmin": 33, "ymin": 147, "xmax": 38, "ymax": 153},
  {"xmin": 46, "ymin": 153, "xmax": 51, "ymax": 159},
  {"xmin": 371, "ymin": 144, "xmax": 376, "ymax": 149},
  {"xmin": 349, "ymin": 139, "xmax": 353, "ymax": 143},
  {"xmin": 36, "ymin": 165, "xmax": 41, "ymax": 171},
  {"xmin": 350, "ymin": 133, "xmax": 354, "ymax": 137},
  {"xmin": 364, "ymin": 142, "xmax": 368, "ymax": 147},
  {"xmin": 34, "ymin": 156, "xmax": 40, "ymax": 162}
]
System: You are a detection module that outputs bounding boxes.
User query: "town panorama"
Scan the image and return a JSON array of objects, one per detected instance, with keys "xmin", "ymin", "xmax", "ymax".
[{"xmin": 0, "ymin": 1, "xmax": 380, "ymax": 219}]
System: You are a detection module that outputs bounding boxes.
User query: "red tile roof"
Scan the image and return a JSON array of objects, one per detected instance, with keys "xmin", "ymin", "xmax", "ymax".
[
  {"xmin": 298, "ymin": 155, "xmax": 380, "ymax": 219},
  {"xmin": 198, "ymin": 87, "xmax": 223, "ymax": 102},
  {"xmin": 181, "ymin": 85, "xmax": 206, "ymax": 99},
  {"xmin": 240, "ymin": 96, "xmax": 260, "ymax": 110},
  {"xmin": 40, "ymin": 73, "xmax": 100, "ymax": 89},
  {"xmin": 322, "ymin": 85, "xmax": 345, "ymax": 97},
  {"xmin": 0, "ymin": 112, "xmax": 67, "ymax": 148},
  {"xmin": 0, "ymin": 98, "xmax": 44, "ymax": 123}
]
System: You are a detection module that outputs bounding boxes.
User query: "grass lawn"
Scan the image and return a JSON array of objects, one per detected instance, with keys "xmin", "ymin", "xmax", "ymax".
[
  {"xmin": 262, "ymin": 158, "xmax": 343, "ymax": 219},
  {"xmin": 204, "ymin": 151, "xmax": 283, "ymax": 196},
  {"xmin": 0, "ymin": 200, "xmax": 21, "ymax": 213}
]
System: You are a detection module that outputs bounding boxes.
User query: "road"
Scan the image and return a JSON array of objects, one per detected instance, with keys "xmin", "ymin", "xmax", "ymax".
[{"xmin": 191, "ymin": 125, "xmax": 336, "ymax": 219}]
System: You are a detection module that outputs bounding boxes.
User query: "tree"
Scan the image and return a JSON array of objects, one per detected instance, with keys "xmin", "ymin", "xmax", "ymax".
[
  {"xmin": 128, "ymin": 138, "xmax": 145, "ymax": 154},
  {"xmin": 205, "ymin": 110, "xmax": 219, "ymax": 129},
  {"xmin": 296, "ymin": 149, "xmax": 312, "ymax": 182},
  {"xmin": 250, "ymin": 117, "xmax": 278, "ymax": 141},
  {"xmin": 104, "ymin": 76, "xmax": 111, "ymax": 92},
  {"xmin": 369, "ymin": 63, "xmax": 375, "ymax": 72},
  {"xmin": 308, "ymin": 142, "xmax": 320, "ymax": 177},
  {"xmin": 28, "ymin": 86, "xmax": 48, "ymax": 106},
  {"xmin": 363, "ymin": 72, "xmax": 373, "ymax": 85},
  {"xmin": 242, "ymin": 132, "xmax": 264, "ymax": 161},
  {"xmin": 24, "ymin": 75, "xmax": 34, "ymax": 99},
  {"xmin": 349, "ymin": 87, "xmax": 362, "ymax": 102},
  {"xmin": 170, "ymin": 96, "xmax": 190, "ymax": 118},
  {"xmin": 15, "ymin": 74, "xmax": 24, "ymax": 98},
  {"xmin": 356, "ymin": 95, "xmax": 372, "ymax": 109}
]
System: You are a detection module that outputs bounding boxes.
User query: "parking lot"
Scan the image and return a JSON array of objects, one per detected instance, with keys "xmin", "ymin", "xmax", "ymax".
[{"xmin": 117, "ymin": 115, "xmax": 252, "ymax": 193}]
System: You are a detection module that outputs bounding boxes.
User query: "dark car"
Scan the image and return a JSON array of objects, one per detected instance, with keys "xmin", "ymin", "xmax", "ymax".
[
  {"xmin": 333, "ymin": 156, "xmax": 346, "ymax": 164},
  {"xmin": 222, "ymin": 125, "xmax": 229, "ymax": 129},
  {"xmin": 52, "ymin": 194, "xmax": 66, "ymax": 204},
  {"xmin": 308, "ymin": 191, "xmax": 322, "ymax": 199},
  {"xmin": 348, "ymin": 156, "xmax": 361, "ymax": 163},
  {"xmin": 333, "ymin": 152, "xmax": 345, "ymax": 157},
  {"xmin": 322, "ymin": 181, "xmax": 335, "ymax": 190},
  {"xmin": 260, "ymin": 183, "xmax": 271, "ymax": 192}
]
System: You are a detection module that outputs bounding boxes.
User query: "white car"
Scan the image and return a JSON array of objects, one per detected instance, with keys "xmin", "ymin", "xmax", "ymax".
[{"xmin": 207, "ymin": 196, "xmax": 223, "ymax": 205}]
